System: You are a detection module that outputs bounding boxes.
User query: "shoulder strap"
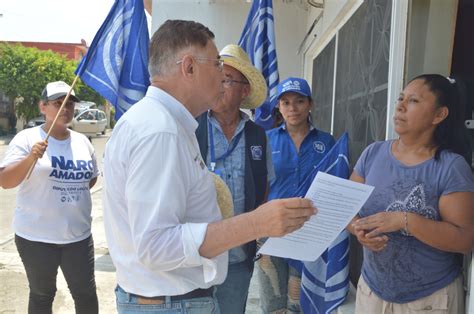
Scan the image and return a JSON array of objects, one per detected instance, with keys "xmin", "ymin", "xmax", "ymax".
[{"xmin": 195, "ymin": 112, "xmax": 208, "ymax": 160}]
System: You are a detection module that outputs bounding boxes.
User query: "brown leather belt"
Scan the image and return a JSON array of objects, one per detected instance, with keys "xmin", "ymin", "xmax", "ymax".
[{"xmin": 134, "ymin": 287, "xmax": 213, "ymax": 305}]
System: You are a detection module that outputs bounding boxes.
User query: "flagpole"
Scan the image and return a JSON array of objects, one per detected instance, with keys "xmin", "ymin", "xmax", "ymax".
[{"xmin": 25, "ymin": 75, "xmax": 80, "ymax": 180}]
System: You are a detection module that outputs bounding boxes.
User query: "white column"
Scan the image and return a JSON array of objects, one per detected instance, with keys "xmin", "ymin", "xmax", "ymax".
[{"xmin": 385, "ymin": 0, "xmax": 409, "ymax": 140}]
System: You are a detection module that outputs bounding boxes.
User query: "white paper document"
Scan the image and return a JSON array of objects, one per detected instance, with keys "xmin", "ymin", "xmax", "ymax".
[{"xmin": 258, "ymin": 172, "xmax": 374, "ymax": 261}]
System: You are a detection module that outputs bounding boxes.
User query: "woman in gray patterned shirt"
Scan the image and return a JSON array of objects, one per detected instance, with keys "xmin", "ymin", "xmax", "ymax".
[{"xmin": 347, "ymin": 74, "xmax": 474, "ymax": 313}]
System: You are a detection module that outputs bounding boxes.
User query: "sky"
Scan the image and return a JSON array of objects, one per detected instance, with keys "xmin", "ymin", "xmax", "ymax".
[{"xmin": 0, "ymin": 0, "xmax": 128, "ymax": 45}]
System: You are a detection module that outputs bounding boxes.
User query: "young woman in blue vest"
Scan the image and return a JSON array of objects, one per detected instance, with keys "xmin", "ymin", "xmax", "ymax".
[
  {"xmin": 256, "ymin": 77, "xmax": 335, "ymax": 313},
  {"xmin": 348, "ymin": 74, "xmax": 474, "ymax": 313}
]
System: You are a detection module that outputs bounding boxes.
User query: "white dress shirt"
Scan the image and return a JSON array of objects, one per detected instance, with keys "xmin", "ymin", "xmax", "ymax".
[{"xmin": 103, "ymin": 86, "xmax": 228, "ymax": 297}]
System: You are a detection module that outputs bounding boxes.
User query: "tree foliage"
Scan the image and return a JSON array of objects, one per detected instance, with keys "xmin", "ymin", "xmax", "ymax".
[{"xmin": 0, "ymin": 43, "xmax": 104, "ymax": 124}]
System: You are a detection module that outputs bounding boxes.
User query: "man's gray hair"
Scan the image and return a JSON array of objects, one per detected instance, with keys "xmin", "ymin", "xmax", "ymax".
[{"xmin": 148, "ymin": 20, "xmax": 215, "ymax": 77}]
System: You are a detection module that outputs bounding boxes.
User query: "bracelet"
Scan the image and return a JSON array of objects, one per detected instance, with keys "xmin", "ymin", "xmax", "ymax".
[{"xmin": 403, "ymin": 212, "xmax": 411, "ymax": 236}]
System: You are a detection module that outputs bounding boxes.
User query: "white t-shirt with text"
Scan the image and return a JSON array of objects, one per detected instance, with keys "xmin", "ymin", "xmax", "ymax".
[{"xmin": 0, "ymin": 126, "xmax": 99, "ymax": 244}]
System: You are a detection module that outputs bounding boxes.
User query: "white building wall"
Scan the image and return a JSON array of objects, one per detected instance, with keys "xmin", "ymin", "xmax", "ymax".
[
  {"xmin": 151, "ymin": 0, "xmax": 308, "ymax": 80},
  {"xmin": 405, "ymin": 0, "xmax": 458, "ymax": 80},
  {"xmin": 303, "ymin": 0, "xmax": 362, "ymax": 79},
  {"xmin": 305, "ymin": 0, "xmax": 354, "ymax": 48}
]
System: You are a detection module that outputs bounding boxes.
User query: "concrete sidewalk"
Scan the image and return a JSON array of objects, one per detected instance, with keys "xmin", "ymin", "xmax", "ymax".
[
  {"xmin": 0, "ymin": 187, "xmax": 116, "ymax": 313},
  {"xmin": 0, "ymin": 134, "xmax": 13, "ymax": 146}
]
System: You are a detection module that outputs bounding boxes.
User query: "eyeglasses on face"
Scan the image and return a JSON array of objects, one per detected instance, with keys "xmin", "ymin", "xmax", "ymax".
[
  {"xmin": 222, "ymin": 78, "xmax": 249, "ymax": 89},
  {"xmin": 176, "ymin": 56, "xmax": 224, "ymax": 72}
]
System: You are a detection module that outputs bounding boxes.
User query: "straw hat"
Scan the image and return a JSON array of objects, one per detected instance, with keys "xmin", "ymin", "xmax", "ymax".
[
  {"xmin": 210, "ymin": 172, "xmax": 234, "ymax": 219},
  {"xmin": 219, "ymin": 44, "xmax": 268, "ymax": 109}
]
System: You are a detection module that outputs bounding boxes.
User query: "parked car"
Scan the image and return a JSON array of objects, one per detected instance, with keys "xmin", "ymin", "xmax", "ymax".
[
  {"xmin": 26, "ymin": 109, "xmax": 107, "ymax": 137},
  {"xmin": 69, "ymin": 109, "xmax": 107, "ymax": 136},
  {"xmin": 74, "ymin": 101, "xmax": 97, "ymax": 116},
  {"xmin": 26, "ymin": 116, "xmax": 45, "ymax": 128}
]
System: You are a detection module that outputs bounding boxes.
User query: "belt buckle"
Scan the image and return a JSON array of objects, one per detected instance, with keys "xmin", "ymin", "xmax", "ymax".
[{"xmin": 136, "ymin": 296, "xmax": 165, "ymax": 305}]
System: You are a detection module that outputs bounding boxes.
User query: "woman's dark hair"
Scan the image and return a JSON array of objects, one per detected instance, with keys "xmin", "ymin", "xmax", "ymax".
[
  {"xmin": 271, "ymin": 106, "xmax": 284, "ymax": 128},
  {"xmin": 410, "ymin": 74, "xmax": 471, "ymax": 161}
]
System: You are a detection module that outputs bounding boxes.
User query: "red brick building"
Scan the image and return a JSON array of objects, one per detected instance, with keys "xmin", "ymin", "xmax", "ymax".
[{"xmin": 2, "ymin": 40, "xmax": 88, "ymax": 60}]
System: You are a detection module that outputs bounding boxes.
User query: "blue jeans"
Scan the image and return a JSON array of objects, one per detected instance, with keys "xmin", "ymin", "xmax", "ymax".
[
  {"xmin": 115, "ymin": 285, "xmax": 220, "ymax": 314},
  {"xmin": 215, "ymin": 261, "xmax": 253, "ymax": 314},
  {"xmin": 256, "ymin": 254, "xmax": 301, "ymax": 313}
]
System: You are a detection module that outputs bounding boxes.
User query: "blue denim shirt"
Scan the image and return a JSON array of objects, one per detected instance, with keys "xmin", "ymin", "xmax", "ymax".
[
  {"xmin": 207, "ymin": 111, "xmax": 274, "ymax": 263},
  {"xmin": 267, "ymin": 123, "xmax": 335, "ymax": 200}
]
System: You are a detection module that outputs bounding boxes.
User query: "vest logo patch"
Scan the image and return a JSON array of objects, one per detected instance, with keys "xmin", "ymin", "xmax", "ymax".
[
  {"xmin": 250, "ymin": 145, "xmax": 263, "ymax": 160},
  {"xmin": 313, "ymin": 141, "xmax": 326, "ymax": 153}
]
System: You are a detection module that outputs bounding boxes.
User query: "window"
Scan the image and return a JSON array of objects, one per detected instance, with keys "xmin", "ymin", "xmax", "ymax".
[
  {"xmin": 311, "ymin": 0, "xmax": 392, "ymax": 164},
  {"xmin": 311, "ymin": 37, "xmax": 335, "ymax": 134}
]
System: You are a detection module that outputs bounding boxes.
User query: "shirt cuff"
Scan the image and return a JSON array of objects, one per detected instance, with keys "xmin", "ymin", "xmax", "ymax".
[{"xmin": 181, "ymin": 222, "xmax": 218, "ymax": 283}]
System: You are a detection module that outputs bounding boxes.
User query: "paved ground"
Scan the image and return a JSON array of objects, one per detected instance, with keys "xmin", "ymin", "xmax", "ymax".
[
  {"xmin": 0, "ymin": 131, "xmax": 356, "ymax": 313},
  {"xmin": 0, "ymin": 186, "xmax": 117, "ymax": 313}
]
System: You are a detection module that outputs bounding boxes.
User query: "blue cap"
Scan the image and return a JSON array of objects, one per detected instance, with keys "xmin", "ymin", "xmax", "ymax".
[{"xmin": 275, "ymin": 77, "xmax": 311, "ymax": 100}]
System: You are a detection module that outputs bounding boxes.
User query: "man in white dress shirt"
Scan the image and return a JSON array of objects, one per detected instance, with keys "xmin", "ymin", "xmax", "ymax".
[{"xmin": 103, "ymin": 19, "xmax": 316, "ymax": 314}]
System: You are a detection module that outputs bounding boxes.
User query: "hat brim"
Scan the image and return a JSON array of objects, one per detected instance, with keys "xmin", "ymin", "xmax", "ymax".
[
  {"xmin": 210, "ymin": 172, "xmax": 234, "ymax": 219},
  {"xmin": 46, "ymin": 92, "xmax": 80, "ymax": 102},
  {"xmin": 273, "ymin": 91, "xmax": 312, "ymax": 109},
  {"xmin": 221, "ymin": 56, "xmax": 268, "ymax": 110}
]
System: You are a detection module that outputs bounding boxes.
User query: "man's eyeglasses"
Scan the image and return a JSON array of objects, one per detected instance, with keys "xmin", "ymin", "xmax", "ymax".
[
  {"xmin": 176, "ymin": 56, "xmax": 224, "ymax": 72},
  {"xmin": 222, "ymin": 78, "xmax": 249, "ymax": 89}
]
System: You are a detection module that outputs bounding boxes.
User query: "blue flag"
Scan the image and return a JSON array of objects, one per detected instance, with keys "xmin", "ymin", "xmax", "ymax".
[
  {"xmin": 291, "ymin": 133, "xmax": 351, "ymax": 314},
  {"xmin": 238, "ymin": 0, "xmax": 279, "ymax": 130},
  {"xmin": 75, "ymin": 0, "xmax": 150, "ymax": 120}
]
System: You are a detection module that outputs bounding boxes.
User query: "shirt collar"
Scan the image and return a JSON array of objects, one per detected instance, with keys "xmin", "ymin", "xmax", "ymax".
[
  {"xmin": 146, "ymin": 86, "xmax": 198, "ymax": 134},
  {"xmin": 207, "ymin": 110, "xmax": 250, "ymax": 132},
  {"xmin": 207, "ymin": 109, "xmax": 250, "ymax": 121}
]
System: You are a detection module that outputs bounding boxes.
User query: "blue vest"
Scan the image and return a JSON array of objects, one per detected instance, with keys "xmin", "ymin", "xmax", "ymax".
[{"xmin": 196, "ymin": 113, "xmax": 268, "ymax": 266}]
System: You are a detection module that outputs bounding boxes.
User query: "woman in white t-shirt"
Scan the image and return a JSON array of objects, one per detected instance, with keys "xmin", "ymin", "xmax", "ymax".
[{"xmin": 0, "ymin": 81, "xmax": 99, "ymax": 314}]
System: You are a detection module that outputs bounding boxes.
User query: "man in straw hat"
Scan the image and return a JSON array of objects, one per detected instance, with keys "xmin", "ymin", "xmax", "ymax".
[
  {"xmin": 195, "ymin": 44, "xmax": 274, "ymax": 313},
  {"xmin": 102, "ymin": 20, "xmax": 316, "ymax": 313}
]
